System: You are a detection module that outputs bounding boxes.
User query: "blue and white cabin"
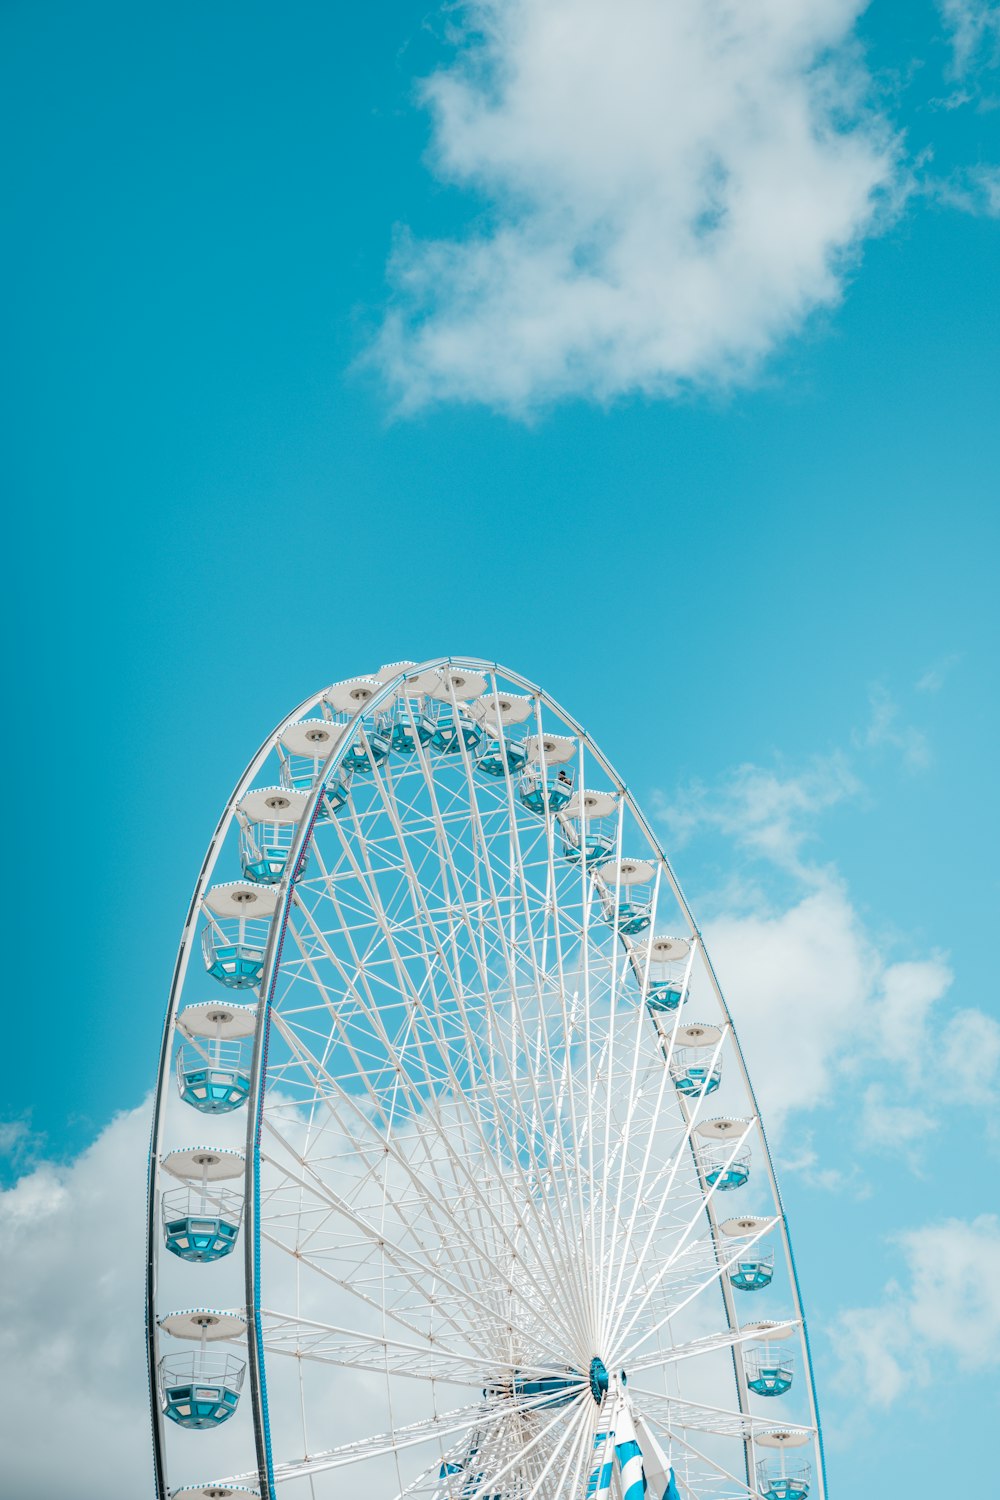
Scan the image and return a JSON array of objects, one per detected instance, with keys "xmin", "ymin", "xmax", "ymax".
[
  {"xmin": 200, "ymin": 882, "xmax": 278, "ymax": 989},
  {"xmin": 235, "ymin": 785, "xmax": 310, "ymax": 885},
  {"xmin": 424, "ymin": 699, "xmax": 483, "ymax": 755},
  {"xmin": 668, "ymin": 1022, "xmax": 724, "ymax": 1098},
  {"xmin": 367, "ymin": 663, "xmax": 440, "ymax": 753},
  {"xmin": 755, "ymin": 1432, "xmax": 812, "ymax": 1500},
  {"xmin": 277, "ymin": 719, "xmax": 350, "ymax": 811},
  {"xmin": 476, "ymin": 730, "xmax": 529, "ymax": 777},
  {"xmin": 597, "ymin": 857, "xmax": 656, "ymax": 936},
  {"xmin": 160, "ymin": 1147, "xmax": 245, "ymax": 1262},
  {"xmin": 720, "ymin": 1214, "xmax": 775, "ymax": 1291},
  {"xmin": 629, "ymin": 933, "xmax": 691, "ymax": 1013},
  {"xmin": 700, "ymin": 1144, "xmax": 751, "ymax": 1190},
  {"xmin": 162, "ymin": 1186, "xmax": 242, "ymax": 1261},
  {"xmin": 175, "ymin": 1038, "xmax": 251, "ymax": 1113},
  {"xmin": 745, "ymin": 1342, "xmax": 795, "ymax": 1397},
  {"xmin": 323, "ymin": 677, "xmax": 392, "ymax": 771},
  {"xmin": 757, "ymin": 1462, "xmax": 811, "ymax": 1500},
  {"xmin": 159, "ymin": 1351, "xmax": 245, "ymax": 1429},
  {"xmin": 468, "ymin": 690, "xmax": 533, "ymax": 777},
  {"xmin": 519, "ymin": 732, "xmax": 577, "ymax": 814},
  {"xmin": 558, "ymin": 787, "xmax": 617, "ymax": 867}
]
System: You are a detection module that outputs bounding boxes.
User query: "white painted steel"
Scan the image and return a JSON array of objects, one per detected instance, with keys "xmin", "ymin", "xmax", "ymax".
[{"xmin": 147, "ymin": 658, "xmax": 825, "ymax": 1500}]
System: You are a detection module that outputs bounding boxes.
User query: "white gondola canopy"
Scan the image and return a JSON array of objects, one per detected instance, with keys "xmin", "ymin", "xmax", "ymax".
[
  {"xmin": 158, "ymin": 1310, "xmax": 248, "ymax": 1341},
  {"xmin": 279, "ymin": 720, "xmax": 344, "ymax": 757},
  {"xmin": 636, "ymin": 934, "xmax": 691, "ymax": 964},
  {"xmin": 720, "ymin": 1215, "xmax": 774, "ymax": 1238},
  {"xmin": 171, "ymin": 1488, "xmax": 261, "ymax": 1499},
  {"xmin": 524, "ymin": 732, "xmax": 576, "ymax": 765},
  {"xmin": 431, "ymin": 666, "xmax": 488, "ymax": 701},
  {"xmin": 744, "ymin": 1321, "xmax": 799, "ymax": 1344},
  {"xmin": 697, "ymin": 1117, "xmax": 756, "ymax": 1140},
  {"xmin": 236, "ymin": 787, "xmax": 310, "ymax": 825},
  {"xmin": 202, "ymin": 883, "xmax": 279, "ymax": 919},
  {"xmin": 177, "ymin": 1002, "xmax": 257, "ymax": 1040},
  {"xmin": 161, "ymin": 1147, "xmax": 245, "ymax": 1182},
  {"xmin": 565, "ymin": 788, "xmax": 617, "ymax": 819},
  {"xmin": 472, "ymin": 691, "xmax": 534, "ymax": 726},
  {"xmin": 324, "ymin": 676, "xmax": 382, "ymax": 714},
  {"xmin": 598, "ymin": 856, "xmax": 655, "ymax": 887},
  {"xmin": 756, "ymin": 1430, "xmax": 813, "ymax": 1449},
  {"xmin": 676, "ymin": 1022, "xmax": 723, "ymax": 1048}
]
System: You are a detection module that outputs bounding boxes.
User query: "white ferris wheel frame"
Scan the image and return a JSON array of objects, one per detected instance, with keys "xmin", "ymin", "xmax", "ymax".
[{"xmin": 145, "ymin": 656, "xmax": 827, "ymax": 1500}]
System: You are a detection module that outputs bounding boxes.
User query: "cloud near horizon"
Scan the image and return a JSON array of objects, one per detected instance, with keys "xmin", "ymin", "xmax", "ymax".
[{"xmin": 373, "ymin": 0, "xmax": 899, "ymax": 413}]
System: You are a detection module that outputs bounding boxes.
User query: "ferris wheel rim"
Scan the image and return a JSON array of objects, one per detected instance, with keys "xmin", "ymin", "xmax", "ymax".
[{"xmin": 147, "ymin": 656, "xmax": 826, "ymax": 1500}]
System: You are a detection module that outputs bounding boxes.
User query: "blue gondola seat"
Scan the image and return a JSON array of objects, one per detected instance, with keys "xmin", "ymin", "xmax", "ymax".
[
  {"xmin": 747, "ymin": 1360, "xmax": 794, "ymax": 1397},
  {"xmin": 646, "ymin": 983, "xmax": 684, "ymax": 1013},
  {"xmin": 746, "ymin": 1343, "xmax": 795, "ymax": 1397},
  {"xmin": 561, "ymin": 828, "xmax": 615, "ymax": 866},
  {"xmin": 671, "ymin": 1060, "xmax": 721, "ymax": 1098},
  {"xmin": 341, "ymin": 726, "xmax": 391, "ymax": 772},
  {"xmin": 757, "ymin": 1462, "xmax": 810, "ymax": 1500},
  {"xmin": 706, "ymin": 1159, "xmax": 750, "ymax": 1190},
  {"xmin": 202, "ymin": 937, "xmax": 265, "ymax": 989},
  {"xmin": 729, "ymin": 1253, "xmax": 774, "ymax": 1291},
  {"xmin": 701, "ymin": 1147, "xmax": 751, "ymax": 1190},
  {"xmin": 430, "ymin": 710, "xmax": 483, "ymax": 755},
  {"xmin": 162, "ymin": 1188, "xmax": 242, "ymax": 1262},
  {"xmin": 160, "ymin": 1355, "xmax": 245, "ymax": 1430},
  {"xmin": 240, "ymin": 837, "xmax": 308, "ymax": 886},
  {"xmin": 176, "ymin": 1044, "xmax": 251, "ymax": 1114},
  {"xmin": 520, "ymin": 769, "xmax": 576, "ymax": 815},
  {"xmin": 615, "ymin": 902, "xmax": 652, "ymax": 936},
  {"xmin": 477, "ymin": 736, "xmax": 530, "ymax": 778},
  {"xmin": 163, "ymin": 1211, "xmax": 240, "ymax": 1261}
]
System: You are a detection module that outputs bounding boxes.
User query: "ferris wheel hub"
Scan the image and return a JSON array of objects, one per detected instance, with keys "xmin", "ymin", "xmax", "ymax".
[{"xmin": 589, "ymin": 1356, "xmax": 610, "ymax": 1404}]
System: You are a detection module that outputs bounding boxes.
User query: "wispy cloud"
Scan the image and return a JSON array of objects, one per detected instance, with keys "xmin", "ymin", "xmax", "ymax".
[
  {"xmin": 656, "ymin": 753, "xmax": 859, "ymax": 881},
  {"xmin": 654, "ymin": 697, "xmax": 1000, "ymax": 1152},
  {"xmin": 0, "ymin": 1105, "xmax": 152, "ymax": 1498},
  {"xmin": 853, "ymin": 683, "xmax": 932, "ymax": 771},
  {"xmin": 930, "ymin": 162, "xmax": 1000, "ymax": 215},
  {"xmin": 832, "ymin": 1214, "xmax": 1000, "ymax": 1405},
  {"xmin": 916, "ymin": 652, "xmax": 962, "ymax": 692},
  {"xmin": 705, "ymin": 878, "xmax": 957, "ymax": 1136},
  {"xmin": 0, "ymin": 1115, "xmax": 47, "ymax": 1181},
  {"xmin": 373, "ymin": 0, "xmax": 899, "ymax": 414},
  {"xmin": 936, "ymin": 0, "xmax": 1000, "ymax": 80}
]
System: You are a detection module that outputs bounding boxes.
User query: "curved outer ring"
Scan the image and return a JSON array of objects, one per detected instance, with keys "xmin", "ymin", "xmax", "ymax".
[{"xmin": 146, "ymin": 658, "xmax": 827, "ymax": 1500}]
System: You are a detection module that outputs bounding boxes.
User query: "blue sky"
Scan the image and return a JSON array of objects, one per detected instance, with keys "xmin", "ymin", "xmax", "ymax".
[{"xmin": 2, "ymin": 0, "xmax": 999, "ymax": 1495}]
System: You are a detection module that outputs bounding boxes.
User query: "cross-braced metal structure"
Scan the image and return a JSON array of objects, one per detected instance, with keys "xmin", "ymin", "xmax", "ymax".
[{"xmin": 146, "ymin": 658, "xmax": 826, "ymax": 1500}]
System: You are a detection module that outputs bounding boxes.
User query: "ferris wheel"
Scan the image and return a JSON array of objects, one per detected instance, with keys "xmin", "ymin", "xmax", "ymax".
[{"xmin": 146, "ymin": 658, "xmax": 826, "ymax": 1500}]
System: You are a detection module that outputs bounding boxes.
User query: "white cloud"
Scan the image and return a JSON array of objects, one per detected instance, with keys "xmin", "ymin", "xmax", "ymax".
[
  {"xmin": 932, "ymin": 162, "xmax": 1000, "ymax": 216},
  {"xmin": 0, "ymin": 1099, "xmax": 386, "ymax": 1500},
  {"xmin": 833, "ymin": 1214, "xmax": 1000, "ymax": 1404},
  {"xmin": 878, "ymin": 958, "xmax": 953, "ymax": 1085},
  {"xmin": 0, "ymin": 1103, "xmax": 151, "ymax": 1499},
  {"xmin": 939, "ymin": 1007, "xmax": 1000, "ymax": 1104},
  {"xmin": 860, "ymin": 1084, "xmax": 936, "ymax": 1154},
  {"xmin": 374, "ymin": 0, "xmax": 898, "ymax": 413},
  {"xmin": 657, "ymin": 753, "xmax": 859, "ymax": 879},
  {"xmin": 655, "ymin": 726, "xmax": 1000, "ymax": 1153},
  {"xmin": 705, "ymin": 879, "xmax": 954, "ymax": 1135},
  {"xmin": 937, "ymin": 0, "xmax": 1000, "ymax": 78},
  {"xmin": 916, "ymin": 652, "xmax": 962, "ymax": 693},
  {"xmin": 853, "ymin": 684, "xmax": 931, "ymax": 772},
  {"xmin": 832, "ymin": 1302, "xmax": 913, "ymax": 1405}
]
